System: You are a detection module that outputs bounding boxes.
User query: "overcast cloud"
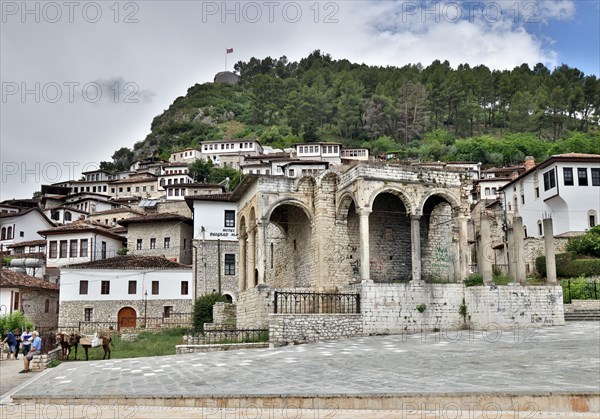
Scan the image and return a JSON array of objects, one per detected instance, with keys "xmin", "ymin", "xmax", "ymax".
[{"xmin": 1, "ymin": 0, "xmax": 597, "ymax": 200}]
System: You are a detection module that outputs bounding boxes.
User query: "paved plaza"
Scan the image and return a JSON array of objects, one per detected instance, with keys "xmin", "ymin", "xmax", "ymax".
[{"xmin": 1, "ymin": 322, "xmax": 599, "ymax": 417}]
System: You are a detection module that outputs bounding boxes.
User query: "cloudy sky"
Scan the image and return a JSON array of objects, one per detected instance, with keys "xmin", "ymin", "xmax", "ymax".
[{"xmin": 1, "ymin": 0, "xmax": 598, "ymax": 201}]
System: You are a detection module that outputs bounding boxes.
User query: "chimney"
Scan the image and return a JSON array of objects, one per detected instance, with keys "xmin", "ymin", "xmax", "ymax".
[{"xmin": 524, "ymin": 156, "xmax": 535, "ymax": 172}]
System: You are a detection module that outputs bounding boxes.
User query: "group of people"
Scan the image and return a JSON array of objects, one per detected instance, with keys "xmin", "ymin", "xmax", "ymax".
[{"xmin": 1, "ymin": 327, "xmax": 42, "ymax": 373}]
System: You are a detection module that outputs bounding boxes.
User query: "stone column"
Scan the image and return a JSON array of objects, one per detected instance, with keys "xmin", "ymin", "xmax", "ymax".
[
  {"xmin": 247, "ymin": 229, "xmax": 255, "ymax": 289},
  {"xmin": 256, "ymin": 221, "xmax": 266, "ymax": 284},
  {"xmin": 411, "ymin": 215, "xmax": 422, "ymax": 282},
  {"xmin": 358, "ymin": 209, "xmax": 371, "ymax": 282},
  {"xmin": 543, "ymin": 218, "xmax": 557, "ymax": 285},
  {"xmin": 513, "ymin": 216, "xmax": 526, "ymax": 284},
  {"xmin": 507, "ymin": 226, "xmax": 516, "ymax": 281},
  {"xmin": 480, "ymin": 213, "xmax": 493, "ymax": 285},
  {"xmin": 238, "ymin": 235, "xmax": 246, "ymax": 291},
  {"xmin": 458, "ymin": 216, "xmax": 469, "ymax": 281}
]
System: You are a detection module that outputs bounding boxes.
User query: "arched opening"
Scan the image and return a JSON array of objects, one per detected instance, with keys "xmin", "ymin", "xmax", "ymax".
[
  {"xmin": 267, "ymin": 202, "xmax": 313, "ymax": 288},
  {"xmin": 117, "ymin": 307, "xmax": 137, "ymax": 330},
  {"xmin": 421, "ymin": 195, "xmax": 456, "ymax": 282},
  {"xmin": 369, "ymin": 192, "xmax": 411, "ymax": 282}
]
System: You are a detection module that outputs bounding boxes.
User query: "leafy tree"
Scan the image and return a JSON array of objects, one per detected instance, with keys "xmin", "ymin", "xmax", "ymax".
[
  {"xmin": 567, "ymin": 226, "xmax": 600, "ymax": 258},
  {"xmin": 192, "ymin": 293, "xmax": 228, "ymax": 331},
  {"xmin": 0, "ymin": 312, "xmax": 34, "ymax": 337},
  {"xmin": 188, "ymin": 159, "xmax": 213, "ymax": 183}
]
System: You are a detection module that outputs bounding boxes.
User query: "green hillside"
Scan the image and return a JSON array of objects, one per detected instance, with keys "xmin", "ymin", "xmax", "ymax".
[{"xmin": 100, "ymin": 51, "xmax": 600, "ymax": 172}]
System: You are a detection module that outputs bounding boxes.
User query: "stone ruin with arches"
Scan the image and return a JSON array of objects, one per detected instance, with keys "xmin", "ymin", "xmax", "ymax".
[{"xmin": 228, "ymin": 162, "xmax": 564, "ymax": 346}]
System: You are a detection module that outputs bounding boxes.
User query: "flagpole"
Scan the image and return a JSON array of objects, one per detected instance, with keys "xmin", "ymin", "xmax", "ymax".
[{"xmin": 225, "ymin": 49, "xmax": 227, "ymax": 71}]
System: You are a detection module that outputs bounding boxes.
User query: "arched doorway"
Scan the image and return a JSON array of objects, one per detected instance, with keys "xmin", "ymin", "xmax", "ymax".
[{"xmin": 117, "ymin": 307, "xmax": 137, "ymax": 330}]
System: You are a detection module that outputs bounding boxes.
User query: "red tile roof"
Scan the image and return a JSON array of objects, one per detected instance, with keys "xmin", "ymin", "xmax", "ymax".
[
  {"xmin": 6, "ymin": 240, "xmax": 46, "ymax": 248},
  {"xmin": 64, "ymin": 255, "xmax": 191, "ymax": 270},
  {"xmin": 0, "ymin": 270, "xmax": 59, "ymax": 291},
  {"xmin": 117, "ymin": 213, "xmax": 192, "ymax": 227}
]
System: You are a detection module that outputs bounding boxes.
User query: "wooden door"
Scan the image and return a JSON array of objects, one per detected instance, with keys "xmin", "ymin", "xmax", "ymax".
[{"xmin": 118, "ymin": 307, "xmax": 136, "ymax": 330}]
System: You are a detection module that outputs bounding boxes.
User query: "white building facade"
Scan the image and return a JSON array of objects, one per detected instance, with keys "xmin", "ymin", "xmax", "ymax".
[{"xmin": 500, "ymin": 154, "xmax": 600, "ymax": 237}]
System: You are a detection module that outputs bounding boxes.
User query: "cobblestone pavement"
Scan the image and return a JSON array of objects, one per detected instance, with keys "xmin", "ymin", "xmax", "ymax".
[{"xmin": 1, "ymin": 322, "xmax": 599, "ymax": 418}]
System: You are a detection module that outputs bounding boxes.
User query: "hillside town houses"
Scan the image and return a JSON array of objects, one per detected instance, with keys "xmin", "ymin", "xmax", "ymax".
[{"xmin": 1, "ymin": 138, "xmax": 599, "ymax": 335}]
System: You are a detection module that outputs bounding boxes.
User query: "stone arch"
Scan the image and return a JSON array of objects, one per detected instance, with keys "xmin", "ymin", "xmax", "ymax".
[
  {"xmin": 248, "ymin": 207, "xmax": 257, "ymax": 230},
  {"xmin": 420, "ymin": 193, "xmax": 458, "ymax": 282},
  {"xmin": 369, "ymin": 191, "xmax": 412, "ymax": 282},
  {"xmin": 238, "ymin": 215, "xmax": 247, "ymax": 237},
  {"xmin": 418, "ymin": 189, "xmax": 461, "ymax": 215},
  {"xmin": 293, "ymin": 176, "xmax": 316, "ymax": 194},
  {"xmin": 316, "ymin": 170, "xmax": 340, "ymax": 187},
  {"xmin": 337, "ymin": 192, "xmax": 358, "ymax": 220},
  {"xmin": 367, "ymin": 188, "xmax": 413, "ymax": 216},
  {"xmin": 266, "ymin": 199, "xmax": 314, "ymax": 288},
  {"xmin": 265, "ymin": 198, "xmax": 313, "ymax": 228}
]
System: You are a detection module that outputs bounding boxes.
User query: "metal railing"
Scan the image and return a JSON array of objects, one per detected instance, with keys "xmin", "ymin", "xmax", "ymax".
[
  {"xmin": 273, "ymin": 291, "xmax": 360, "ymax": 314},
  {"xmin": 563, "ymin": 279, "xmax": 599, "ymax": 304},
  {"xmin": 77, "ymin": 313, "xmax": 193, "ymax": 332}
]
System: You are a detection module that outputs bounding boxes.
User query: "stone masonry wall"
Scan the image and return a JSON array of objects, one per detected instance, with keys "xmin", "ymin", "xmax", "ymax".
[
  {"xmin": 466, "ymin": 285, "xmax": 565, "ymax": 327},
  {"xmin": 269, "ymin": 314, "xmax": 363, "ymax": 346},
  {"xmin": 422, "ymin": 203, "xmax": 455, "ymax": 281},
  {"xmin": 235, "ymin": 286, "xmax": 273, "ymax": 329},
  {"xmin": 360, "ymin": 283, "xmax": 464, "ymax": 335},
  {"xmin": 359, "ymin": 283, "xmax": 564, "ymax": 336},
  {"xmin": 212, "ymin": 302, "xmax": 236, "ymax": 327},
  {"xmin": 194, "ymin": 239, "xmax": 238, "ymax": 300},
  {"xmin": 524, "ymin": 236, "xmax": 569, "ymax": 275},
  {"xmin": 128, "ymin": 222, "xmax": 193, "ymax": 265},
  {"xmin": 369, "ymin": 193, "xmax": 412, "ymax": 281},
  {"xmin": 21, "ymin": 289, "xmax": 59, "ymax": 332},
  {"xmin": 59, "ymin": 299, "xmax": 193, "ymax": 329}
]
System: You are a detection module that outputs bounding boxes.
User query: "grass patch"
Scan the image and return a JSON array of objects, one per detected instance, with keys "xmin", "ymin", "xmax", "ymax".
[
  {"xmin": 493, "ymin": 274, "xmax": 512, "ymax": 285},
  {"xmin": 107, "ymin": 328, "xmax": 184, "ymax": 359},
  {"xmin": 217, "ymin": 120, "xmax": 247, "ymax": 138},
  {"xmin": 47, "ymin": 360, "xmax": 62, "ymax": 368}
]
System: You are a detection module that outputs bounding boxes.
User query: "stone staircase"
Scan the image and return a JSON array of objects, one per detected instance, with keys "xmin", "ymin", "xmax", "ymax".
[{"xmin": 564, "ymin": 309, "xmax": 600, "ymax": 321}]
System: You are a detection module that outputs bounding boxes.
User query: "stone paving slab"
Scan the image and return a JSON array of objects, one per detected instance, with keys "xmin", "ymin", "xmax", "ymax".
[{"xmin": 7, "ymin": 322, "xmax": 600, "ymax": 414}]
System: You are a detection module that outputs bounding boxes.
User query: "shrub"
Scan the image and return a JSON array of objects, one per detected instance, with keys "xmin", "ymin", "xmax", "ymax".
[
  {"xmin": 566, "ymin": 226, "xmax": 600, "ymax": 258},
  {"xmin": 566, "ymin": 259, "xmax": 600, "ymax": 277},
  {"xmin": 0, "ymin": 312, "xmax": 34, "ymax": 337},
  {"xmin": 192, "ymin": 293, "xmax": 228, "ymax": 331},
  {"xmin": 416, "ymin": 303, "xmax": 427, "ymax": 313},
  {"xmin": 561, "ymin": 276, "xmax": 600, "ymax": 302},
  {"xmin": 465, "ymin": 274, "xmax": 483, "ymax": 287},
  {"xmin": 535, "ymin": 252, "xmax": 598, "ymax": 278}
]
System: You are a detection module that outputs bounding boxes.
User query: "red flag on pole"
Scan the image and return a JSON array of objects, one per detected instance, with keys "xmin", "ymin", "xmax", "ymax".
[{"xmin": 226, "ymin": 48, "xmax": 234, "ymax": 54}]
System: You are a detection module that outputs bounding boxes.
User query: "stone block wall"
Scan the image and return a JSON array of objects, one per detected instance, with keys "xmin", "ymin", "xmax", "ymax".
[
  {"xmin": 235, "ymin": 286, "xmax": 274, "ymax": 329},
  {"xmin": 21, "ymin": 289, "xmax": 59, "ymax": 332},
  {"xmin": 269, "ymin": 314, "xmax": 363, "ymax": 346},
  {"xmin": 524, "ymin": 236, "xmax": 569, "ymax": 275},
  {"xmin": 421, "ymin": 203, "xmax": 456, "ymax": 281},
  {"xmin": 59, "ymin": 299, "xmax": 193, "ymax": 330},
  {"xmin": 30, "ymin": 347, "xmax": 61, "ymax": 371},
  {"xmin": 127, "ymin": 222, "xmax": 193, "ymax": 264},
  {"xmin": 360, "ymin": 283, "xmax": 465, "ymax": 335},
  {"xmin": 358, "ymin": 282, "xmax": 564, "ymax": 336},
  {"xmin": 176, "ymin": 342, "xmax": 269, "ymax": 354},
  {"xmin": 465, "ymin": 285, "xmax": 565, "ymax": 327},
  {"xmin": 369, "ymin": 193, "xmax": 412, "ymax": 281},
  {"xmin": 212, "ymin": 302, "xmax": 236, "ymax": 327},
  {"xmin": 565, "ymin": 299, "xmax": 600, "ymax": 312},
  {"xmin": 193, "ymin": 239, "xmax": 238, "ymax": 300}
]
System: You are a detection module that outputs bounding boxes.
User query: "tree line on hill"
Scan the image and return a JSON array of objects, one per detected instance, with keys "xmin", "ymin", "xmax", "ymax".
[{"xmin": 100, "ymin": 51, "xmax": 600, "ymax": 173}]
